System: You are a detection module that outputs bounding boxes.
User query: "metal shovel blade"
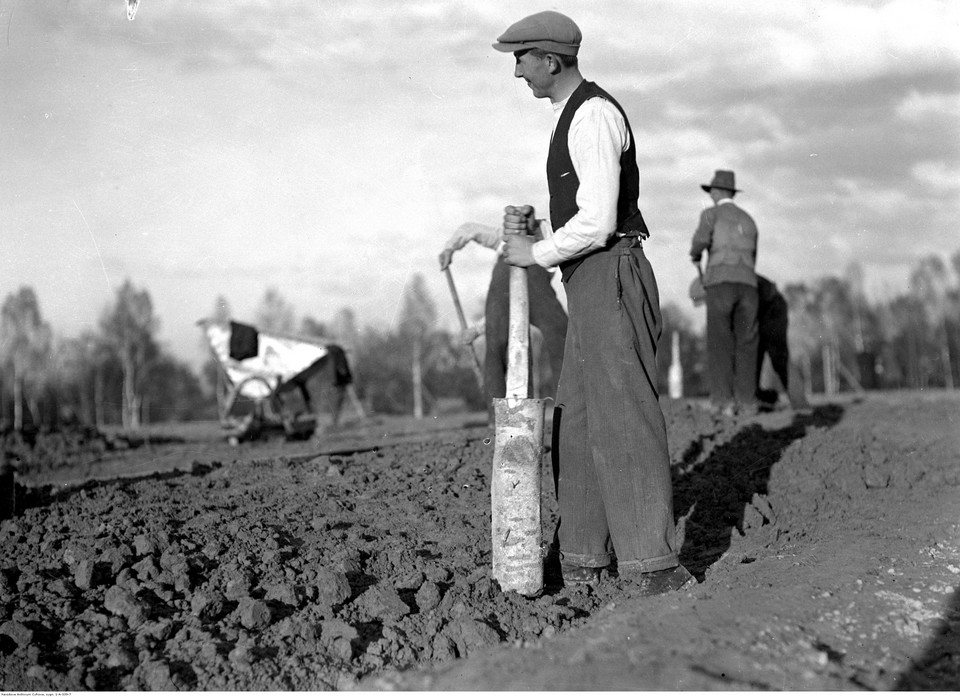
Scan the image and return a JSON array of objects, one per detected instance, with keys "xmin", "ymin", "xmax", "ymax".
[{"xmin": 491, "ymin": 396, "xmax": 545, "ymax": 595}]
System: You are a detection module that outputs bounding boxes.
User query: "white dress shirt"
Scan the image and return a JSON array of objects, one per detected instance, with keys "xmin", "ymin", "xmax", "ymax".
[{"xmin": 531, "ymin": 93, "xmax": 634, "ymax": 269}]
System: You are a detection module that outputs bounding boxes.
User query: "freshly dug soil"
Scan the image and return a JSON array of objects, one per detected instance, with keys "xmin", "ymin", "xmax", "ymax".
[{"xmin": 1, "ymin": 393, "xmax": 958, "ymax": 690}]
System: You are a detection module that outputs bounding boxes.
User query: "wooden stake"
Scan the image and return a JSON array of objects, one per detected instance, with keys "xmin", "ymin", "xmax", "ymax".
[{"xmin": 668, "ymin": 331, "xmax": 683, "ymax": 398}]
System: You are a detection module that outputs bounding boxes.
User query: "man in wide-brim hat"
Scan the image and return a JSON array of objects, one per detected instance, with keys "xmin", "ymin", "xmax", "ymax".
[
  {"xmin": 690, "ymin": 169, "xmax": 760, "ymax": 416},
  {"xmin": 700, "ymin": 169, "xmax": 741, "ymax": 194}
]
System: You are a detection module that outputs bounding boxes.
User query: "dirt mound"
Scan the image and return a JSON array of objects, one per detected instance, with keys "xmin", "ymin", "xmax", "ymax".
[{"xmin": 0, "ymin": 395, "xmax": 957, "ymax": 690}]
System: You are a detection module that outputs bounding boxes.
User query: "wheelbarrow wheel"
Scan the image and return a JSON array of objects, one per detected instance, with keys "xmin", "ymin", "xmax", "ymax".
[{"xmin": 223, "ymin": 411, "xmax": 263, "ymax": 444}]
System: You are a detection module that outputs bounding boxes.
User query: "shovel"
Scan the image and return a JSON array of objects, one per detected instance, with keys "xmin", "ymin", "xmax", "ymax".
[
  {"xmin": 490, "ymin": 209, "xmax": 545, "ymax": 596},
  {"xmin": 444, "ymin": 266, "xmax": 485, "ymax": 391}
]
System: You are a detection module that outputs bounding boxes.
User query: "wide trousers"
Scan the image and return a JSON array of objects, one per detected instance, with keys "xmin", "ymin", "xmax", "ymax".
[
  {"xmin": 757, "ymin": 315, "xmax": 809, "ymax": 409},
  {"xmin": 552, "ymin": 240, "xmax": 679, "ymax": 573},
  {"xmin": 484, "ymin": 258, "xmax": 568, "ymax": 400},
  {"xmin": 705, "ymin": 282, "xmax": 760, "ymax": 408}
]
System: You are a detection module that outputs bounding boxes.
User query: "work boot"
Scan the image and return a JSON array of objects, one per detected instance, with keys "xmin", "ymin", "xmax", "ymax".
[
  {"xmin": 632, "ymin": 564, "xmax": 697, "ymax": 596},
  {"xmin": 560, "ymin": 560, "xmax": 600, "ymax": 587}
]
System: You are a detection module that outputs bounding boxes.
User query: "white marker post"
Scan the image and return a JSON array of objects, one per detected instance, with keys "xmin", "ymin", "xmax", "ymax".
[{"xmin": 668, "ymin": 331, "xmax": 683, "ymax": 398}]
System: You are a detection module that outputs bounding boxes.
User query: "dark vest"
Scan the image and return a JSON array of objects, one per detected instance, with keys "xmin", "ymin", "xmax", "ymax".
[{"xmin": 548, "ymin": 80, "xmax": 648, "ymax": 282}]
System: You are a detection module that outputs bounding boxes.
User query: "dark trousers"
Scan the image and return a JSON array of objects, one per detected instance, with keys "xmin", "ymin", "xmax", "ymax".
[
  {"xmin": 552, "ymin": 240, "xmax": 678, "ymax": 572},
  {"xmin": 757, "ymin": 318, "xmax": 790, "ymax": 393},
  {"xmin": 757, "ymin": 320, "xmax": 810, "ymax": 409},
  {"xmin": 484, "ymin": 258, "xmax": 567, "ymax": 401},
  {"xmin": 705, "ymin": 282, "xmax": 759, "ymax": 407}
]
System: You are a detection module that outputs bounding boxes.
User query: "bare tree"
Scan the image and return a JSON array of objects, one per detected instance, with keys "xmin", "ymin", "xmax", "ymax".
[
  {"xmin": 884, "ymin": 295, "xmax": 926, "ymax": 388},
  {"xmin": 844, "ymin": 262, "xmax": 867, "ymax": 355},
  {"xmin": 201, "ymin": 295, "xmax": 232, "ymax": 396},
  {"xmin": 949, "ymin": 250, "xmax": 960, "ymax": 386},
  {"xmin": 300, "ymin": 316, "xmax": 331, "ymax": 338},
  {"xmin": 398, "ymin": 273, "xmax": 437, "ymax": 418},
  {"xmin": 99, "ymin": 279, "xmax": 159, "ymax": 429},
  {"xmin": 816, "ymin": 278, "xmax": 863, "ymax": 393},
  {"xmin": 333, "ymin": 307, "xmax": 360, "ymax": 349},
  {"xmin": 50, "ymin": 332, "xmax": 116, "ymax": 428},
  {"xmin": 255, "ymin": 287, "xmax": 296, "ymax": 334},
  {"xmin": 0, "ymin": 287, "xmax": 52, "ymax": 430},
  {"xmin": 910, "ymin": 255, "xmax": 954, "ymax": 389},
  {"xmin": 49, "ymin": 335, "xmax": 85, "ymax": 425},
  {"xmin": 784, "ymin": 283, "xmax": 819, "ymax": 395}
]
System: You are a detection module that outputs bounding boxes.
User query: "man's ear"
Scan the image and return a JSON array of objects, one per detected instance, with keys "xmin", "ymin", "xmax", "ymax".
[{"xmin": 546, "ymin": 54, "xmax": 561, "ymax": 74}]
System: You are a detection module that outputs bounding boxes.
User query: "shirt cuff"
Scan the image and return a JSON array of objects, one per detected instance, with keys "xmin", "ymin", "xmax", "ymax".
[{"xmin": 531, "ymin": 238, "xmax": 565, "ymax": 268}]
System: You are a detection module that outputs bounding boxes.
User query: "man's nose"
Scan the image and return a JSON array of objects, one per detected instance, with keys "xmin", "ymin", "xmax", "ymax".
[{"xmin": 514, "ymin": 65, "xmax": 523, "ymax": 79}]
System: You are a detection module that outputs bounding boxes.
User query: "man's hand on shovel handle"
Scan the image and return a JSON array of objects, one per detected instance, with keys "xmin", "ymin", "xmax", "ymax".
[
  {"xmin": 503, "ymin": 205, "xmax": 537, "ymax": 234},
  {"xmin": 502, "ymin": 205, "xmax": 538, "ymax": 267},
  {"xmin": 438, "ymin": 248, "xmax": 454, "ymax": 271}
]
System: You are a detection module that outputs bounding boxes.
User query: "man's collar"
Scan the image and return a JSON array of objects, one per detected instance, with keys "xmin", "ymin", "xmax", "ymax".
[
  {"xmin": 716, "ymin": 197, "xmax": 736, "ymax": 206},
  {"xmin": 550, "ymin": 77, "xmax": 585, "ymax": 106}
]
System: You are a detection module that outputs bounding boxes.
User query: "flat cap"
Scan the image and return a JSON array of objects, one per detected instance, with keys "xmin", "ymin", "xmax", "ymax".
[{"xmin": 492, "ymin": 11, "xmax": 581, "ymax": 56}]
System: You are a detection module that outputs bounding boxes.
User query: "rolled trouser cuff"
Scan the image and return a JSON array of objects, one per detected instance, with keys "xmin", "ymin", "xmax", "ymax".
[
  {"xmin": 618, "ymin": 552, "xmax": 679, "ymax": 574},
  {"xmin": 559, "ymin": 551, "xmax": 611, "ymax": 568}
]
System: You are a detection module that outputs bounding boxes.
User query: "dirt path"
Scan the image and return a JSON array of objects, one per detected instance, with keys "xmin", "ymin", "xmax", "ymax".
[{"xmin": 1, "ymin": 392, "xmax": 957, "ymax": 690}]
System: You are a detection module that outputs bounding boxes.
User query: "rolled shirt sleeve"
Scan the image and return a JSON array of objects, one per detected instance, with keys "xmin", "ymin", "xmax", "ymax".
[{"xmin": 443, "ymin": 222, "xmax": 503, "ymax": 252}]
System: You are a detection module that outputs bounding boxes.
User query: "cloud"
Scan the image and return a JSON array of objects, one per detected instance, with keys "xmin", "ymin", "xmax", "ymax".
[
  {"xmin": 897, "ymin": 89, "xmax": 960, "ymax": 119},
  {"xmin": 628, "ymin": 0, "xmax": 959, "ymax": 86},
  {"xmin": 3, "ymin": 0, "xmax": 959, "ymax": 369},
  {"xmin": 911, "ymin": 160, "xmax": 960, "ymax": 193}
]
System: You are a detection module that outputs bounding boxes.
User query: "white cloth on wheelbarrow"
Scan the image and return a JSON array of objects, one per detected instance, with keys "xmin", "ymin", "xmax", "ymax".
[{"xmin": 205, "ymin": 323, "xmax": 331, "ymax": 400}]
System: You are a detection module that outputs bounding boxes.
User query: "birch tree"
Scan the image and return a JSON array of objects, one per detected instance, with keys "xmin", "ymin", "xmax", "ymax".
[
  {"xmin": 910, "ymin": 255, "xmax": 954, "ymax": 389},
  {"xmin": 398, "ymin": 273, "xmax": 437, "ymax": 418},
  {"xmin": 99, "ymin": 280, "xmax": 159, "ymax": 429},
  {"xmin": 0, "ymin": 287, "xmax": 52, "ymax": 430},
  {"xmin": 255, "ymin": 287, "xmax": 296, "ymax": 334},
  {"xmin": 202, "ymin": 295, "xmax": 232, "ymax": 396}
]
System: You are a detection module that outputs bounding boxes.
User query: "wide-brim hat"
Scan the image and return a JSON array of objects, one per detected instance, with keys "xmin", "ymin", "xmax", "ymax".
[
  {"xmin": 492, "ymin": 11, "xmax": 581, "ymax": 56},
  {"xmin": 701, "ymin": 169, "xmax": 740, "ymax": 193}
]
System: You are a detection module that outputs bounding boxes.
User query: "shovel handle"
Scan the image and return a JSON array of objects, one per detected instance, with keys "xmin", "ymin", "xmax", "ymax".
[
  {"xmin": 444, "ymin": 267, "xmax": 470, "ymax": 330},
  {"xmin": 505, "ymin": 265, "xmax": 530, "ymax": 399},
  {"xmin": 444, "ymin": 267, "xmax": 485, "ymax": 389}
]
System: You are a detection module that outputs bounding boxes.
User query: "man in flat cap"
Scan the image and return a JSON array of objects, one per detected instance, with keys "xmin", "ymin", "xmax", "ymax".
[
  {"xmin": 690, "ymin": 169, "xmax": 760, "ymax": 416},
  {"xmin": 493, "ymin": 11, "xmax": 694, "ymax": 595}
]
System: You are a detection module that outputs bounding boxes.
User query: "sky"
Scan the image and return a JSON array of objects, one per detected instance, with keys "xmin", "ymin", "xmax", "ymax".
[{"xmin": 1, "ymin": 0, "xmax": 958, "ymax": 369}]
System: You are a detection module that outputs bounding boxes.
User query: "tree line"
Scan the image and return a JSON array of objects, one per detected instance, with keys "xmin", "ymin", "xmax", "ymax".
[
  {"xmin": 0, "ymin": 275, "xmax": 486, "ymax": 433},
  {"xmin": 0, "ymin": 280, "xmax": 206, "ymax": 432},
  {"xmin": 2, "ymin": 249, "xmax": 958, "ymax": 432},
  {"xmin": 657, "ymin": 251, "xmax": 960, "ymax": 397}
]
